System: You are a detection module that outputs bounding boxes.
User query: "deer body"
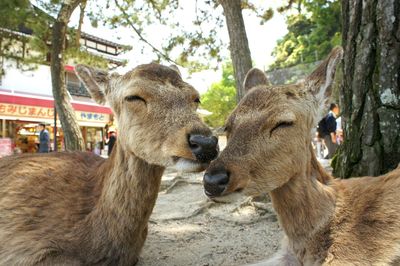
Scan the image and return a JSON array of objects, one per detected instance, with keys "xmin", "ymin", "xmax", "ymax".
[
  {"xmin": 0, "ymin": 149, "xmax": 162, "ymax": 265},
  {"xmin": 0, "ymin": 63, "xmax": 218, "ymax": 265},
  {"xmin": 266, "ymin": 154, "xmax": 400, "ymax": 265},
  {"xmin": 204, "ymin": 47, "xmax": 400, "ymax": 265}
]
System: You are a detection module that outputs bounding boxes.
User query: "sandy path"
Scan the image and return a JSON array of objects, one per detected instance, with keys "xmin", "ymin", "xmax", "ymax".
[{"xmin": 137, "ymin": 171, "xmax": 282, "ymax": 266}]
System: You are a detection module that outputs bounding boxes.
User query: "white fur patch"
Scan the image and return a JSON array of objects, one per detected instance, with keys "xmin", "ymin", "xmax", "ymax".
[{"xmin": 173, "ymin": 158, "xmax": 204, "ymax": 172}]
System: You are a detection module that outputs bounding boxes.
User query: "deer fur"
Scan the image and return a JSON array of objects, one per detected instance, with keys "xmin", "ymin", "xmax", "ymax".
[
  {"xmin": 0, "ymin": 63, "xmax": 217, "ymax": 265},
  {"xmin": 204, "ymin": 47, "xmax": 400, "ymax": 265}
]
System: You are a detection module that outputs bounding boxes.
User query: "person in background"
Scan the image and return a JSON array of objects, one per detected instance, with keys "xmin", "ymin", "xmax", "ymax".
[
  {"xmin": 336, "ymin": 116, "xmax": 344, "ymax": 145},
  {"xmin": 106, "ymin": 128, "xmax": 117, "ymax": 156},
  {"xmin": 37, "ymin": 123, "xmax": 50, "ymax": 153},
  {"xmin": 313, "ymin": 131, "xmax": 325, "ymax": 159},
  {"xmin": 322, "ymin": 103, "xmax": 340, "ymax": 159}
]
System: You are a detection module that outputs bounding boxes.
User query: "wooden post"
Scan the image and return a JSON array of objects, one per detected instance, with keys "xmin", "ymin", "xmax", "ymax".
[
  {"xmin": 2, "ymin": 119, "xmax": 6, "ymax": 137},
  {"xmin": 54, "ymin": 105, "xmax": 58, "ymax": 152}
]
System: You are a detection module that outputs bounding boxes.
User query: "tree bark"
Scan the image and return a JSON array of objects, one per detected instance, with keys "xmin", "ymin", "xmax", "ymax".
[
  {"xmin": 51, "ymin": 0, "xmax": 85, "ymax": 151},
  {"xmin": 219, "ymin": 0, "xmax": 253, "ymax": 102},
  {"xmin": 333, "ymin": 0, "xmax": 400, "ymax": 177}
]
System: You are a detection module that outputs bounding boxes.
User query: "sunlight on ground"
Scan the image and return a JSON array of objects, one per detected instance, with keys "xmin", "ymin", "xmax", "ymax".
[
  {"xmin": 232, "ymin": 205, "xmax": 258, "ymax": 218},
  {"xmin": 157, "ymin": 223, "xmax": 202, "ymax": 235}
]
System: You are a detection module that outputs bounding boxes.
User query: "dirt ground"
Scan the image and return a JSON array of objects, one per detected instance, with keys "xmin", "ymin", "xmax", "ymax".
[{"xmin": 137, "ymin": 170, "xmax": 282, "ymax": 266}]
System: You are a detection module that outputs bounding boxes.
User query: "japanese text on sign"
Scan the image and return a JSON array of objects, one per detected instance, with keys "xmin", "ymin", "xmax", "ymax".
[
  {"xmin": 0, "ymin": 103, "xmax": 53, "ymax": 119},
  {"xmin": 0, "ymin": 103, "xmax": 109, "ymax": 123},
  {"xmin": 78, "ymin": 111, "xmax": 106, "ymax": 121}
]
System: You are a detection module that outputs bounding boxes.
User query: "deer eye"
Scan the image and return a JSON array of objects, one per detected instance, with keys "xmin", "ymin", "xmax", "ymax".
[
  {"xmin": 194, "ymin": 97, "xmax": 201, "ymax": 104},
  {"xmin": 125, "ymin": 95, "xmax": 146, "ymax": 103},
  {"xmin": 270, "ymin": 121, "xmax": 294, "ymax": 136}
]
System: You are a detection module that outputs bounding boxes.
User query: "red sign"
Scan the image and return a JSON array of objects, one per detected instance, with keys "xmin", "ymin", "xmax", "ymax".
[
  {"xmin": 0, "ymin": 138, "xmax": 13, "ymax": 157},
  {"xmin": 0, "ymin": 103, "xmax": 54, "ymax": 119}
]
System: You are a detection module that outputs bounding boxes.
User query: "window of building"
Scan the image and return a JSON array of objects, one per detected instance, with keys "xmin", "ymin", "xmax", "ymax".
[
  {"xmin": 86, "ymin": 40, "xmax": 96, "ymax": 49},
  {"xmin": 97, "ymin": 44, "xmax": 106, "ymax": 52},
  {"xmin": 106, "ymin": 46, "xmax": 117, "ymax": 55}
]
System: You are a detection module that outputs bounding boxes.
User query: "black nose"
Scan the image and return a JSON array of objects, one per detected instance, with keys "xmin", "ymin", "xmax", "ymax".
[
  {"xmin": 188, "ymin": 134, "xmax": 219, "ymax": 163},
  {"xmin": 203, "ymin": 168, "xmax": 229, "ymax": 197}
]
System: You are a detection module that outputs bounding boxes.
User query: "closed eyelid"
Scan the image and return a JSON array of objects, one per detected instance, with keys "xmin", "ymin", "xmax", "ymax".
[{"xmin": 269, "ymin": 121, "xmax": 294, "ymax": 136}]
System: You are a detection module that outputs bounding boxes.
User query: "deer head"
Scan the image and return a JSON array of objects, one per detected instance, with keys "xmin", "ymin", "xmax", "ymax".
[
  {"xmin": 75, "ymin": 63, "xmax": 218, "ymax": 172},
  {"xmin": 203, "ymin": 47, "xmax": 343, "ymax": 197}
]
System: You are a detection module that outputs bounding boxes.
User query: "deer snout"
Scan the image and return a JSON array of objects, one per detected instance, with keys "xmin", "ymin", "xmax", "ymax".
[
  {"xmin": 203, "ymin": 167, "xmax": 229, "ymax": 197},
  {"xmin": 188, "ymin": 134, "xmax": 219, "ymax": 163}
]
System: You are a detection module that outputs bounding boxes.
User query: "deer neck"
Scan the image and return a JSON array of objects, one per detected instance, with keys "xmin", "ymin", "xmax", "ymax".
[
  {"xmin": 269, "ymin": 148, "xmax": 336, "ymax": 243},
  {"xmin": 89, "ymin": 141, "xmax": 164, "ymax": 250}
]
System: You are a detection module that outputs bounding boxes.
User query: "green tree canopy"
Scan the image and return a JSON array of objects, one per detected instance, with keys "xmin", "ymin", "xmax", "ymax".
[
  {"xmin": 270, "ymin": 0, "xmax": 341, "ymax": 69},
  {"xmin": 0, "ymin": 1, "xmax": 125, "ymax": 69},
  {"xmin": 200, "ymin": 63, "xmax": 236, "ymax": 128},
  {"xmin": 0, "ymin": 0, "xmax": 31, "ymax": 30}
]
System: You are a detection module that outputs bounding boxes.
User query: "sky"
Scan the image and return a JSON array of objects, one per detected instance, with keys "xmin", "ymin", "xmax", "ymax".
[{"xmin": 70, "ymin": 0, "xmax": 288, "ymax": 94}]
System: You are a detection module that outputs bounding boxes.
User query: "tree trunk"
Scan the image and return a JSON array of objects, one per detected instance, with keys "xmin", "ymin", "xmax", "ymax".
[
  {"xmin": 219, "ymin": 0, "xmax": 253, "ymax": 102},
  {"xmin": 333, "ymin": 0, "xmax": 400, "ymax": 177},
  {"xmin": 51, "ymin": 0, "xmax": 85, "ymax": 151}
]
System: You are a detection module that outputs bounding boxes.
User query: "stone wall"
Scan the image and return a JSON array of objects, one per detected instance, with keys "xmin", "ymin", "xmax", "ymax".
[{"xmin": 266, "ymin": 61, "xmax": 321, "ymax": 85}]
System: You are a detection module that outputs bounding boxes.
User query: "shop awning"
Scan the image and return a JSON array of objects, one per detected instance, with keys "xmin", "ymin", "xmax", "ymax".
[{"xmin": 0, "ymin": 92, "xmax": 112, "ymax": 127}]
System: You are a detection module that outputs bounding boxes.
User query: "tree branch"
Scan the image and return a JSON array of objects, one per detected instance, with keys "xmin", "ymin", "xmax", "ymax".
[
  {"xmin": 147, "ymin": 0, "xmax": 162, "ymax": 20},
  {"xmin": 76, "ymin": 0, "xmax": 87, "ymax": 47},
  {"xmin": 113, "ymin": 0, "xmax": 179, "ymax": 65}
]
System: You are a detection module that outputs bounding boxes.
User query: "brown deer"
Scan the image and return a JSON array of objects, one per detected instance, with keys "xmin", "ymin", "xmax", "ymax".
[
  {"xmin": 203, "ymin": 47, "xmax": 400, "ymax": 265},
  {"xmin": 0, "ymin": 63, "xmax": 218, "ymax": 265}
]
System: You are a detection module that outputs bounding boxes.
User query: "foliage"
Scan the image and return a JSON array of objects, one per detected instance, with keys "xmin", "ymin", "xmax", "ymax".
[
  {"xmin": 270, "ymin": 0, "xmax": 341, "ymax": 69},
  {"xmin": 0, "ymin": 1, "xmax": 128, "ymax": 70},
  {"xmin": 92, "ymin": 0, "xmax": 223, "ymax": 72},
  {"xmin": 241, "ymin": 0, "xmax": 274, "ymax": 24},
  {"xmin": 0, "ymin": 2, "xmax": 53, "ymax": 65},
  {"xmin": 0, "ymin": 2, "xmax": 51, "ymax": 75},
  {"xmin": 200, "ymin": 63, "xmax": 236, "ymax": 128},
  {"xmin": 95, "ymin": 0, "xmax": 272, "ymax": 73},
  {"xmin": 1, "ymin": 1, "xmax": 282, "ymax": 81},
  {"xmin": 0, "ymin": 0, "xmax": 31, "ymax": 30},
  {"xmin": 64, "ymin": 48, "xmax": 110, "ymax": 69}
]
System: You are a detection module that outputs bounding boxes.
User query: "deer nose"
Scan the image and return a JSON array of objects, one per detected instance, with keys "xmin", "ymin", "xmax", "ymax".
[
  {"xmin": 203, "ymin": 168, "xmax": 229, "ymax": 197},
  {"xmin": 188, "ymin": 134, "xmax": 219, "ymax": 163}
]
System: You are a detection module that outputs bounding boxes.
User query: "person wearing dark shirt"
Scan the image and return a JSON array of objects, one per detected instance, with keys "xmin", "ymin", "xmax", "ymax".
[
  {"xmin": 37, "ymin": 123, "xmax": 50, "ymax": 153},
  {"xmin": 322, "ymin": 103, "xmax": 340, "ymax": 159},
  {"xmin": 106, "ymin": 129, "xmax": 117, "ymax": 156}
]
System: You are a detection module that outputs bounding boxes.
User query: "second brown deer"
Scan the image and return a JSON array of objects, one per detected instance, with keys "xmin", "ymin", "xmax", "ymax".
[
  {"xmin": 0, "ymin": 63, "xmax": 218, "ymax": 265},
  {"xmin": 204, "ymin": 47, "xmax": 400, "ymax": 265}
]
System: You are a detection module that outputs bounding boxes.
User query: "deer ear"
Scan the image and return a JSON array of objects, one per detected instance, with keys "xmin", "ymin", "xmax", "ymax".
[
  {"xmin": 305, "ymin": 47, "xmax": 343, "ymax": 108},
  {"xmin": 75, "ymin": 65, "xmax": 114, "ymax": 105},
  {"xmin": 169, "ymin": 65, "xmax": 182, "ymax": 77},
  {"xmin": 243, "ymin": 68, "xmax": 270, "ymax": 93}
]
